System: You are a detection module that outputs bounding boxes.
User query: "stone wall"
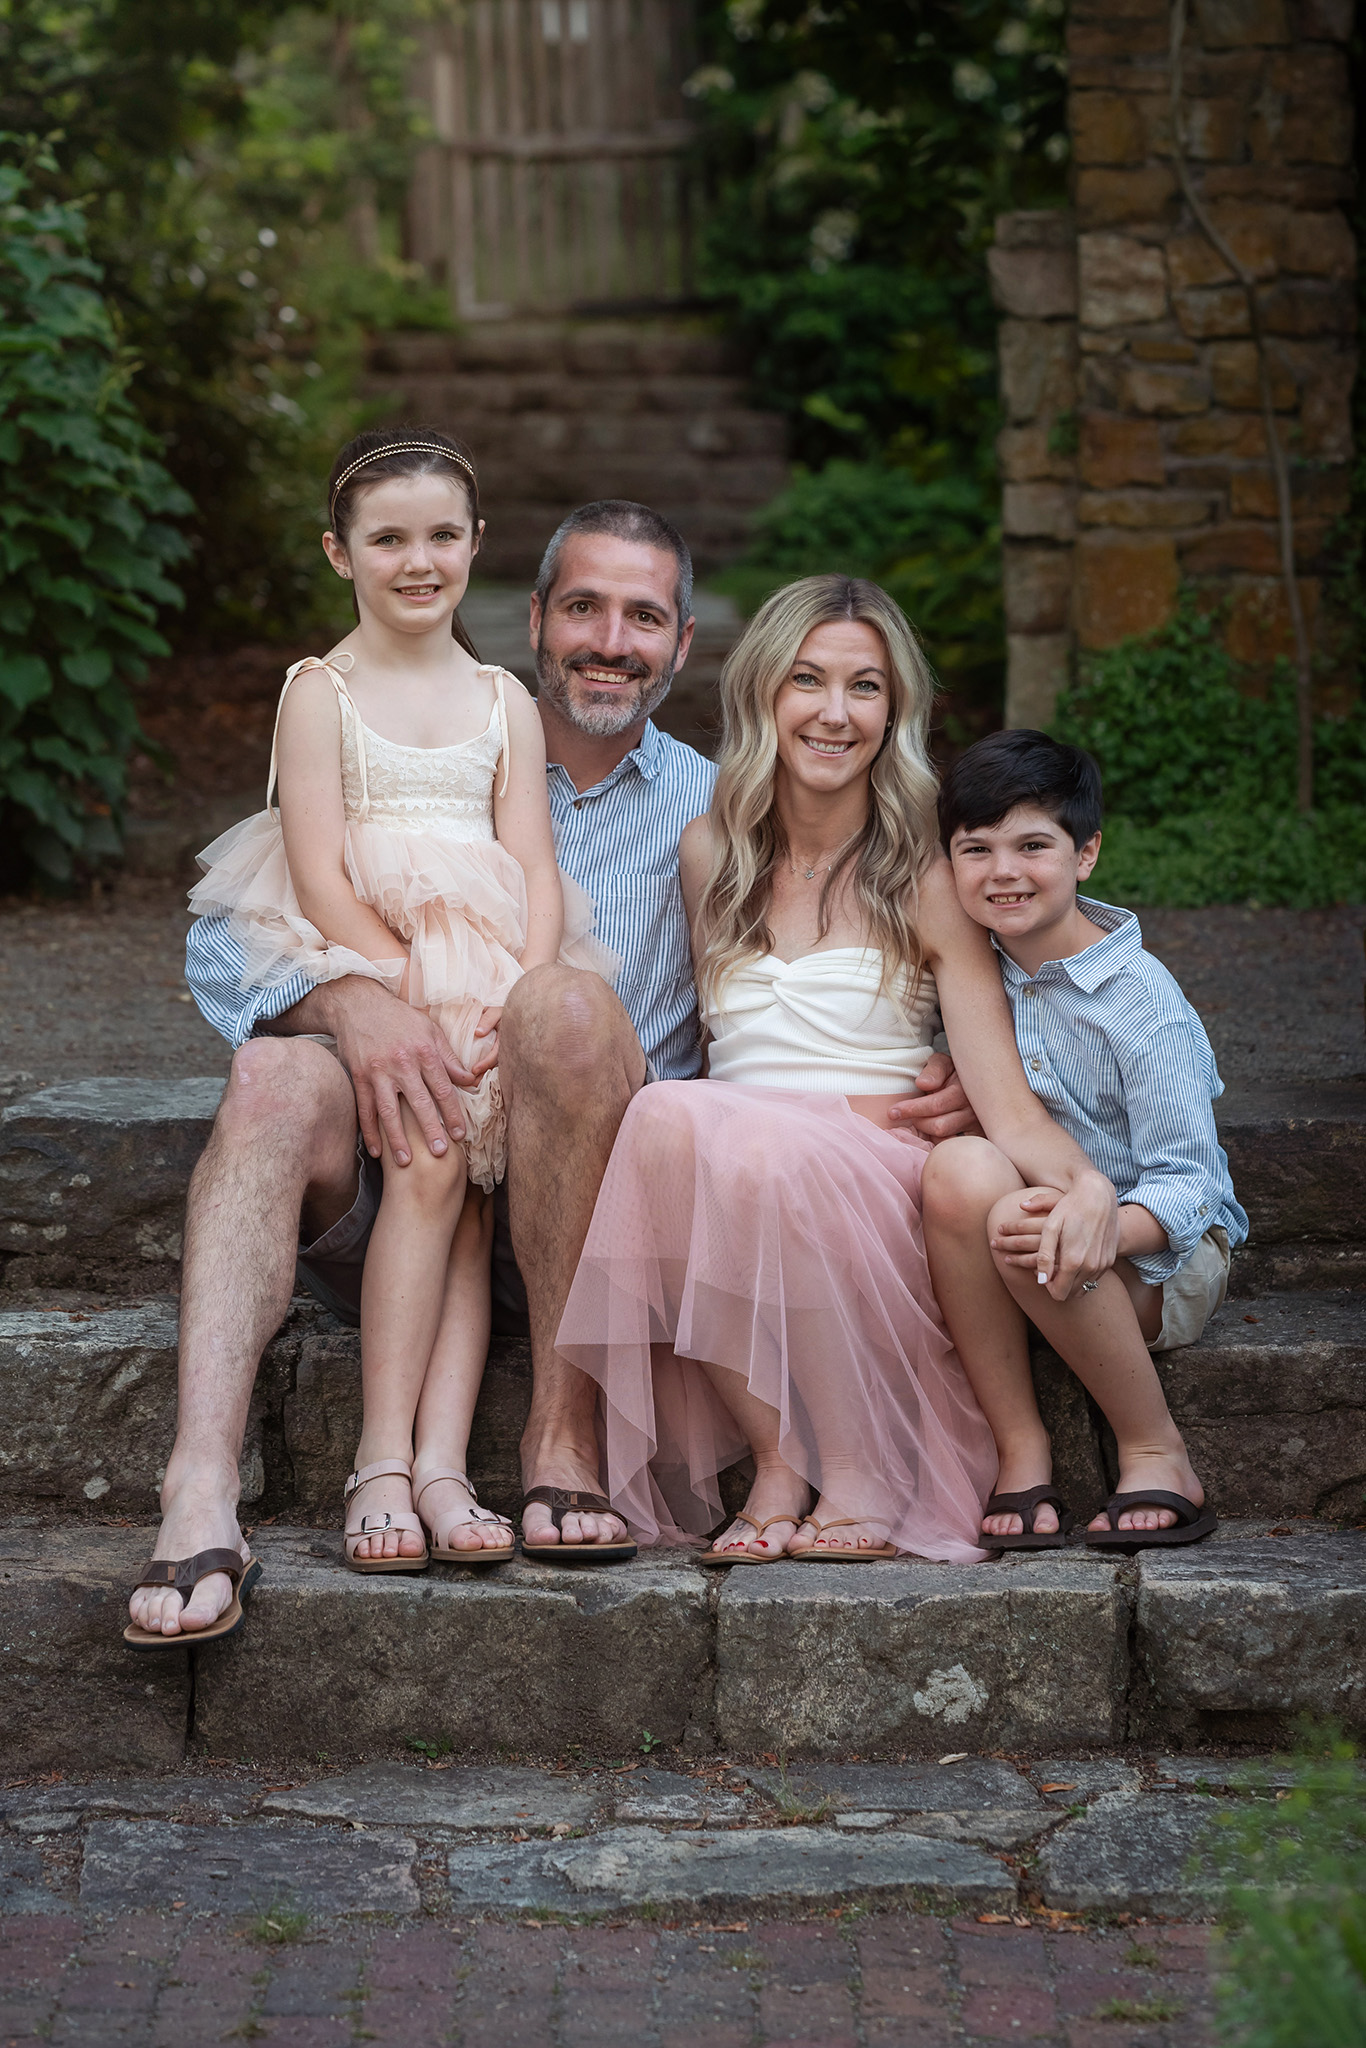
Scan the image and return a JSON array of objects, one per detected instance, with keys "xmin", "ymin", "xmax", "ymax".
[{"xmin": 995, "ymin": 0, "xmax": 1358, "ymax": 728}]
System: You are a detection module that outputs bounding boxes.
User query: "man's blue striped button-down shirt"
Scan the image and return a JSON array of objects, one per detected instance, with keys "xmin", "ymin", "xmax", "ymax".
[
  {"xmin": 993, "ymin": 895, "xmax": 1248, "ymax": 1284},
  {"xmin": 184, "ymin": 717, "xmax": 717, "ymax": 1081}
]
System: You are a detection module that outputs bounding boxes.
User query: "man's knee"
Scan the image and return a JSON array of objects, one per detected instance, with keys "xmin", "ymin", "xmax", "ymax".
[
  {"xmin": 215, "ymin": 1037, "xmax": 353, "ymax": 1156},
  {"xmin": 922, "ymin": 1136, "xmax": 1017, "ymax": 1220},
  {"xmin": 503, "ymin": 965, "xmax": 635, "ymax": 1096}
]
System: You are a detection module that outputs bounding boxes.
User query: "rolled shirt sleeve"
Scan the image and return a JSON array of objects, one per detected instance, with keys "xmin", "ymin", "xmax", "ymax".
[
  {"xmin": 185, "ymin": 912, "xmax": 317, "ymax": 1051},
  {"xmin": 1115, "ymin": 1020, "xmax": 1243, "ymax": 1284}
]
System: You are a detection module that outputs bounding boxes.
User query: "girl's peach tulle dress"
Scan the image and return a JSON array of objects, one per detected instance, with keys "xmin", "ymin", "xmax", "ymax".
[
  {"xmin": 189, "ymin": 655, "xmax": 614, "ymax": 1191},
  {"xmin": 555, "ymin": 950, "xmax": 998, "ymax": 1562}
]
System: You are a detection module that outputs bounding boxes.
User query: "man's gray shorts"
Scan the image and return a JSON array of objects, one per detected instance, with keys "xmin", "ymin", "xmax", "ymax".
[{"xmin": 295, "ymin": 1060, "xmax": 658, "ymax": 1337}]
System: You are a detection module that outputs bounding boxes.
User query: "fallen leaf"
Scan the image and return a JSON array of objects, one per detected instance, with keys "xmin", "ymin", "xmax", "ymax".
[
  {"xmin": 977, "ymin": 1912, "xmax": 1013, "ymax": 1924},
  {"xmin": 1243, "ymin": 1314, "xmax": 1260, "ymax": 1323},
  {"xmin": 1269, "ymin": 1526, "xmax": 1291, "ymax": 1536},
  {"xmin": 1040, "ymin": 1782, "xmax": 1076, "ymax": 1794},
  {"xmin": 938, "ymin": 1753, "xmax": 969, "ymax": 1765}
]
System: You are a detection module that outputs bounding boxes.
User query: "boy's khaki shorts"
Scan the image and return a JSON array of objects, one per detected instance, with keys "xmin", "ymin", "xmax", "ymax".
[{"xmin": 1147, "ymin": 1226, "xmax": 1230, "ymax": 1352}]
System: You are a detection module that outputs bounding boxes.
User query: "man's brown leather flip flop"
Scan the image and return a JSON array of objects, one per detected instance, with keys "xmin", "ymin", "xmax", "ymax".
[
  {"xmin": 520, "ymin": 1487, "xmax": 637, "ymax": 1563},
  {"xmin": 123, "ymin": 1551, "xmax": 263, "ymax": 1651}
]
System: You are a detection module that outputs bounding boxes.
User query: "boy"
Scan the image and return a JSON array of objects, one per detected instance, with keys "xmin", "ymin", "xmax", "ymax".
[{"xmin": 921, "ymin": 729, "xmax": 1247, "ymax": 1549}]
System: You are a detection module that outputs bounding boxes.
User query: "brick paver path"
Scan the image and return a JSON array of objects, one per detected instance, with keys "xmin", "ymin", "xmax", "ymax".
[{"xmin": 1, "ymin": 1907, "xmax": 1216, "ymax": 2045}]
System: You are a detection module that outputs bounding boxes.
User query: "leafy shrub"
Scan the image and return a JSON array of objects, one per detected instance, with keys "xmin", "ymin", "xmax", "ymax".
[
  {"xmin": 1209, "ymin": 1740, "xmax": 1366, "ymax": 2048},
  {"xmin": 0, "ymin": 138, "xmax": 191, "ymax": 879},
  {"xmin": 1052, "ymin": 600, "xmax": 1366, "ymax": 906},
  {"xmin": 712, "ymin": 458, "xmax": 1003, "ymax": 706}
]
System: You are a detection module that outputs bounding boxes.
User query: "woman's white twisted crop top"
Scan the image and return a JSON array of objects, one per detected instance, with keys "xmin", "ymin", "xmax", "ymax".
[{"xmin": 703, "ymin": 947, "xmax": 939, "ymax": 1096}]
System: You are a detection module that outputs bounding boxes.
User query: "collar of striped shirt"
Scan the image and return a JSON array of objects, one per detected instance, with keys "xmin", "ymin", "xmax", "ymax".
[
  {"xmin": 992, "ymin": 896, "xmax": 1139, "ymax": 993},
  {"xmin": 545, "ymin": 714, "xmax": 666, "ymax": 799}
]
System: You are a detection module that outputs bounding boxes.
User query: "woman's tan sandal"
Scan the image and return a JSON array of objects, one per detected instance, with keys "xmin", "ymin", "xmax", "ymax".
[
  {"xmin": 123, "ymin": 1551, "xmax": 262, "ymax": 1651},
  {"xmin": 699, "ymin": 1511, "xmax": 801, "ymax": 1566},
  {"xmin": 414, "ymin": 1467, "xmax": 515, "ymax": 1565},
  {"xmin": 791, "ymin": 1515, "xmax": 898, "ymax": 1561},
  {"xmin": 520, "ymin": 1487, "xmax": 637, "ymax": 1563},
  {"xmin": 344, "ymin": 1459, "xmax": 430, "ymax": 1573}
]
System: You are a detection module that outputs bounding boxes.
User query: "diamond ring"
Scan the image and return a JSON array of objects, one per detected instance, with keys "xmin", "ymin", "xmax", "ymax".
[{"xmin": 1080, "ymin": 1279, "xmax": 1099, "ymax": 1293}]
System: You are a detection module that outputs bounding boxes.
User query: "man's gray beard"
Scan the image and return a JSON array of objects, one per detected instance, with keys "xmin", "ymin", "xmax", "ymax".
[{"xmin": 534, "ymin": 644, "xmax": 676, "ymax": 737}]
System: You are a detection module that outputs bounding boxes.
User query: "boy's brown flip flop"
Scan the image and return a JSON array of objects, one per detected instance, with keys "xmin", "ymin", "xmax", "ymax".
[
  {"xmin": 1084, "ymin": 1491, "xmax": 1217, "ymax": 1550},
  {"xmin": 520, "ymin": 1487, "xmax": 637, "ymax": 1563},
  {"xmin": 123, "ymin": 1551, "xmax": 263, "ymax": 1651},
  {"xmin": 981, "ymin": 1484, "xmax": 1075, "ymax": 1551}
]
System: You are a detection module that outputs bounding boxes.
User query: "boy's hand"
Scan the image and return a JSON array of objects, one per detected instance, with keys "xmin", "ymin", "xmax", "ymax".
[
  {"xmin": 1034, "ymin": 1170, "xmax": 1120, "ymax": 1300},
  {"xmin": 887, "ymin": 1051, "xmax": 984, "ymax": 1142}
]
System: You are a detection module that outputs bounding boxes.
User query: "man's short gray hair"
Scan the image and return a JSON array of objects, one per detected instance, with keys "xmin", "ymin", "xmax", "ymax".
[{"xmin": 535, "ymin": 500, "xmax": 694, "ymax": 625}]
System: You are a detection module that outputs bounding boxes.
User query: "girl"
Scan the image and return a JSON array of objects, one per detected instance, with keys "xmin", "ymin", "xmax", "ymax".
[
  {"xmin": 555, "ymin": 576, "xmax": 1118, "ymax": 1563},
  {"xmin": 191, "ymin": 428, "xmax": 610, "ymax": 1571}
]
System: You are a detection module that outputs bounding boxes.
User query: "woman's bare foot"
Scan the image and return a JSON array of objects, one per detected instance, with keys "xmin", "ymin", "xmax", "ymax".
[
  {"xmin": 786, "ymin": 1497, "xmax": 895, "ymax": 1556},
  {"xmin": 705, "ymin": 1470, "xmax": 810, "ymax": 1560},
  {"xmin": 982, "ymin": 1444, "xmax": 1059, "ymax": 1539},
  {"xmin": 127, "ymin": 1472, "xmax": 249, "ymax": 1638},
  {"xmin": 1090, "ymin": 1448, "xmax": 1204, "ymax": 1532},
  {"xmin": 347, "ymin": 1467, "xmax": 427, "ymax": 1562}
]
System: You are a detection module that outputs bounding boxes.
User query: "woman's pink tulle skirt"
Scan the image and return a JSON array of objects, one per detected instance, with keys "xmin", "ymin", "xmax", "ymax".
[
  {"xmin": 190, "ymin": 808, "xmax": 613, "ymax": 1192},
  {"xmin": 556, "ymin": 1080, "xmax": 998, "ymax": 1562}
]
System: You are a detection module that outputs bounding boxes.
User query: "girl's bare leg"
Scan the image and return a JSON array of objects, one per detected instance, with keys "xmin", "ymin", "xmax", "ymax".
[
  {"xmin": 353, "ymin": 1100, "xmax": 469, "ymax": 1559},
  {"xmin": 412, "ymin": 1190, "xmax": 510, "ymax": 1550},
  {"xmin": 922, "ymin": 1138, "xmax": 1053, "ymax": 1537}
]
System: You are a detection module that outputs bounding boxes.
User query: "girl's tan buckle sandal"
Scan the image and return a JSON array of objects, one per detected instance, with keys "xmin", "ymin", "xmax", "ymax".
[
  {"xmin": 343, "ymin": 1459, "xmax": 430, "ymax": 1573},
  {"xmin": 413, "ymin": 1467, "xmax": 515, "ymax": 1565},
  {"xmin": 123, "ymin": 1550, "xmax": 262, "ymax": 1651}
]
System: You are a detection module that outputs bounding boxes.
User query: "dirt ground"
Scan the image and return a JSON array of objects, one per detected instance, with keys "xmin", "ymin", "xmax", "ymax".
[{"xmin": 0, "ymin": 877, "xmax": 1360, "ymax": 1096}]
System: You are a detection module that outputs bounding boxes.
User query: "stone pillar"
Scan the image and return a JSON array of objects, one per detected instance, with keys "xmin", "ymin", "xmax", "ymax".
[
  {"xmin": 992, "ymin": 212, "xmax": 1080, "ymax": 729},
  {"xmin": 994, "ymin": 0, "xmax": 1357, "ymax": 723}
]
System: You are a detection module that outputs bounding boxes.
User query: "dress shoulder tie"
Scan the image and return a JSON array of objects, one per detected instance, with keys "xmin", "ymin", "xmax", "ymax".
[
  {"xmin": 487, "ymin": 664, "xmax": 510, "ymax": 800},
  {"xmin": 267, "ymin": 653, "xmax": 370, "ymax": 821}
]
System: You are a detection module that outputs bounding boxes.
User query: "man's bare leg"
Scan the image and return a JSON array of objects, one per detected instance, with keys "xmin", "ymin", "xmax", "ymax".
[
  {"xmin": 128, "ymin": 1039, "xmax": 360, "ymax": 1636},
  {"xmin": 500, "ymin": 965, "xmax": 646, "ymax": 1548}
]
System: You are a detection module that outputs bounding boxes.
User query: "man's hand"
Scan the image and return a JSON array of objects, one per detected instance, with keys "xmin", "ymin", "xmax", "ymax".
[
  {"xmin": 886, "ymin": 1050, "xmax": 984, "ymax": 1142},
  {"xmin": 1033, "ymin": 1170, "xmax": 1120, "ymax": 1301},
  {"xmin": 319, "ymin": 979, "xmax": 474, "ymax": 1166}
]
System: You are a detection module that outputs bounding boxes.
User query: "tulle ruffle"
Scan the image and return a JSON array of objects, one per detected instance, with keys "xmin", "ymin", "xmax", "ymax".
[
  {"xmin": 191, "ymin": 808, "xmax": 614, "ymax": 1190},
  {"xmin": 555, "ymin": 1080, "xmax": 998, "ymax": 1562}
]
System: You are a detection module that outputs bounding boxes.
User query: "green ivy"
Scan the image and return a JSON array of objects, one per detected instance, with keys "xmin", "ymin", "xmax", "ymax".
[
  {"xmin": 1051, "ymin": 599, "xmax": 1366, "ymax": 907},
  {"xmin": 0, "ymin": 136, "xmax": 190, "ymax": 880}
]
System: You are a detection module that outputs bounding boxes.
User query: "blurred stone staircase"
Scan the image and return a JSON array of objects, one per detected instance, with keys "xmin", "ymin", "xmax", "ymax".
[
  {"xmin": 362, "ymin": 322, "xmax": 788, "ymax": 583},
  {"xmin": 1, "ymin": 1076, "xmax": 1363, "ymax": 1771}
]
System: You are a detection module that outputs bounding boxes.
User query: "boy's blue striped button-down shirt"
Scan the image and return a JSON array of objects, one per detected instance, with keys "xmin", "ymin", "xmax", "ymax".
[
  {"xmin": 993, "ymin": 895, "xmax": 1248, "ymax": 1284},
  {"xmin": 184, "ymin": 718, "xmax": 717, "ymax": 1081}
]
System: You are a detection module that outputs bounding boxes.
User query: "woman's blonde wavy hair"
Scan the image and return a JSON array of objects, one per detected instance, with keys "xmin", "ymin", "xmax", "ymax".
[{"xmin": 695, "ymin": 575, "xmax": 939, "ymax": 1015}]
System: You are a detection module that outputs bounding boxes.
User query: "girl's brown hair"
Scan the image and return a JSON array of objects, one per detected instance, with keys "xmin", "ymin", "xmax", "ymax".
[{"xmin": 326, "ymin": 425, "xmax": 482, "ymax": 659}]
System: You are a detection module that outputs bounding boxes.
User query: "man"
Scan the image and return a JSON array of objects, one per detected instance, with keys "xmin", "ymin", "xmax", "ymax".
[{"xmin": 130, "ymin": 499, "xmax": 973, "ymax": 1638}]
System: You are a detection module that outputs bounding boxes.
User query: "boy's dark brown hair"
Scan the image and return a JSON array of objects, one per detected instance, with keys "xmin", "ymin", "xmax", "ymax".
[{"xmin": 938, "ymin": 728, "xmax": 1104, "ymax": 852}]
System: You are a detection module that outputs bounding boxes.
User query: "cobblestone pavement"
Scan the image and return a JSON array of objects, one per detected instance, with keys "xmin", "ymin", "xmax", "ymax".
[{"xmin": 0, "ymin": 1906, "xmax": 1215, "ymax": 2046}]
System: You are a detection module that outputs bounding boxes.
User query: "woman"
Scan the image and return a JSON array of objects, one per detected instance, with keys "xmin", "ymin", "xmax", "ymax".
[{"xmin": 555, "ymin": 576, "xmax": 1116, "ymax": 1563}]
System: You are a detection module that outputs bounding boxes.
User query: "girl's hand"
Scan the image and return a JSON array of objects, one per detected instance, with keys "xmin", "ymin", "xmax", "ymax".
[{"xmin": 470, "ymin": 1005, "xmax": 503, "ymax": 1081}]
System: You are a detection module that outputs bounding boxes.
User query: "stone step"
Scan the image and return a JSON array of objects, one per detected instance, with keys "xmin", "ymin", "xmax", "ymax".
[
  {"xmin": 4, "ymin": 1522, "xmax": 1363, "ymax": 1773},
  {"xmin": 369, "ymin": 321, "xmax": 743, "ymax": 380},
  {"xmin": 3, "ymin": 1077, "xmax": 1363, "ymax": 1295},
  {"xmin": 2, "ymin": 1751, "xmax": 1294, "ymax": 1920},
  {"xmin": 2, "ymin": 1293, "xmax": 1362, "ymax": 1526}
]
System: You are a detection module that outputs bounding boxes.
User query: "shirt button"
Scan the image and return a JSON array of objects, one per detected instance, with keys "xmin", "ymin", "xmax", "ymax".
[
  {"xmin": 1199, "ymin": 1204, "xmax": 1208, "ymax": 1215},
  {"xmin": 1029, "ymin": 1057, "xmax": 1042, "ymax": 1070},
  {"xmin": 573, "ymin": 799, "xmax": 583, "ymax": 810}
]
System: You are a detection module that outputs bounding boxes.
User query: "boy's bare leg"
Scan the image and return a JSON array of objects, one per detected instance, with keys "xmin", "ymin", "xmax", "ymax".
[
  {"xmin": 500, "ymin": 966, "xmax": 647, "ymax": 1548},
  {"xmin": 923, "ymin": 1138, "xmax": 1058, "ymax": 1537},
  {"xmin": 924, "ymin": 1137, "xmax": 1201, "ymax": 1534},
  {"xmin": 128, "ymin": 1039, "xmax": 361, "ymax": 1636}
]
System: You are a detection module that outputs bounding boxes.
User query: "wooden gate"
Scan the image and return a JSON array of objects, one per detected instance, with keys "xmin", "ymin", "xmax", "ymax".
[{"xmin": 407, "ymin": 0, "xmax": 698, "ymax": 320}]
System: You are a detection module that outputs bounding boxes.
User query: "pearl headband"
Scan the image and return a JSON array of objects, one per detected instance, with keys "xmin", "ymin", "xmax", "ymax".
[{"xmin": 329, "ymin": 442, "xmax": 476, "ymax": 524}]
